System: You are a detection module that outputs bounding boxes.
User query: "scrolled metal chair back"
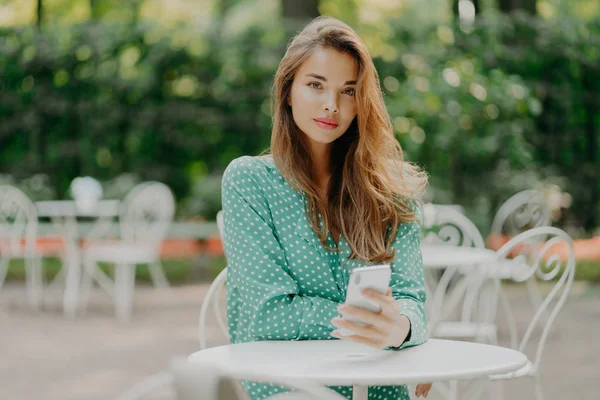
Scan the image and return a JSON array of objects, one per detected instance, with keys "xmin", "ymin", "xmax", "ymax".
[
  {"xmin": 492, "ymin": 226, "xmax": 575, "ymax": 371},
  {"xmin": 491, "ymin": 190, "xmax": 551, "ymax": 237},
  {"xmin": 0, "ymin": 185, "xmax": 38, "ymax": 256}
]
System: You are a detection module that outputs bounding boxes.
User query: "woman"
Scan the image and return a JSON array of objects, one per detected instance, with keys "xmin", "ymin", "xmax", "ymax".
[{"xmin": 221, "ymin": 16, "xmax": 432, "ymax": 399}]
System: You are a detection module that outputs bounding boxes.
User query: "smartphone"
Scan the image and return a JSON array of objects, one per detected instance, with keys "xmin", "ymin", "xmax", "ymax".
[{"xmin": 340, "ymin": 264, "xmax": 391, "ymax": 336}]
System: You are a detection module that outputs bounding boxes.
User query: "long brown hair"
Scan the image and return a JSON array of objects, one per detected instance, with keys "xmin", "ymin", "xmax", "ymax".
[{"xmin": 270, "ymin": 16, "xmax": 428, "ymax": 264}]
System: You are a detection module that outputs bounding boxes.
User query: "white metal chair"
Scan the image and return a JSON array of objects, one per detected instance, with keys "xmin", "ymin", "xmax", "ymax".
[
  {"xmin": 489, "ymin": 190, "xmax": 552, "ymax": 315},
  {"xmin": 473, "ymin": 226, "xmax": 576, "ymax": 400},
  {"xmin": 421, "ymin": 205, "xmax": 498, "ymax": 344},
  {"xmin": 0, "ymin": 185, "xmax": 45, "ymax": 309},
  {"xmin": 198, "ymin": 266, "xmax": 228, "ymax": 349},
  {"xmin": 79, "ymin": 182, "xmax": 175, "ymax": 321},
  {"xmin": 216, "ymin": 209, "xmax": 224, "ymax": 236},
  {"xmin": 200, "ymin": 211, "xmax": 327, "ymax": 400},
  {"xmin": 199, "ymin": 210, "xmax": 229, "ymax": 349},
  {"xmin": 422, "ymin": 204, "xmax": 485, "ymax": 248},
  {"xmin": 491, "ymin": 190, "xmax": 551, "ymax": 237},
  {"xmin": 199, "ymin": 210, "xmax": 249, "ymax": 397}
]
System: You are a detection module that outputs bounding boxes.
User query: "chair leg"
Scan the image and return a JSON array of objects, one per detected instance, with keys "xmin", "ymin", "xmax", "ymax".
[
  {"xmin": 0, "ymin": 256, "xmax": 11, "ymax": 293},
  {"xmin": 148, "ymin": 259, "xmax": 169, "ymax": 289},
  {"xmin": 431, "ymin": 381, "xmax": 450, "ymax": 399},
  {"xmin": 79, "ymin": 257, "xmax": 95, "ymax": 316},
  {"xmin": 526, "ymin": 278, "xmax": 554, "ymax": 333},
  {"xmin": 62, "ymin": 255, "xmax": 82, "ymax": 319},
  {"xmin": 46, "ymin": 266, "xmax": 66, "ymax": 293},
  {"xmin": 47, "ymin": 249, "xmax": 70, "ymax": 292},
  {"xmin": 533, "ymin": 374, "xmax": 544, "ymax": 400},
  {"xmin": 498, "ymin": 287, "xmax": 519, "ymax": 349},
  {"xmin": 487, "ymin": 380, "xmax": 503, "ymax": 400},
  {"xmin": 25, "ymin": 256, "xmax": 43, "ymax": 310},
  {"xmin": 462, "ymin": 379, "xmax": 489, "ymax": 400},
  {"xmin": 448, "ymin": 380, "xmax": 459, "ymax": 400},
  {"xmin": 115, "ymin": 263, "xmax": 136, "ymax": 322},
  {"xmin": 526, "ymin": 278, "xmax": 543, "ymax": 311}
]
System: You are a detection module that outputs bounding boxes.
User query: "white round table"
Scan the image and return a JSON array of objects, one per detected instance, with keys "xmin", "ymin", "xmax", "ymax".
[
  {"xmin": 188, "ymin": 339, "xmax": 527, "ymax": 400},
  {"xmin": 36, "ymin": 200, "xmax": 120, "ymax": 318},
  {"xmin": 420, "ymin": 244, "xmax": 496, "ymax": 269}
]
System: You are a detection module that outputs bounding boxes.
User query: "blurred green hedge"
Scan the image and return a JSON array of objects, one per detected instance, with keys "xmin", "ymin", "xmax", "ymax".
[
  {"xmin": 0, "ymin": 20, "xmax": 282, "ymax": 219},
  {"xmin": 380, "ymin": 11, "xmax": 600, "ymax": 233},
  {"xmin": 0, "ymin": 12, "xmax": 598, "ymax": 233}
]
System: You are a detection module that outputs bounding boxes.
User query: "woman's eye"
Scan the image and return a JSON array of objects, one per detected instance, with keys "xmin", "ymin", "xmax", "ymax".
[
  {"xmin": 308, "ymin": 81, "xmax": 322, "ymax": 89},
  {"xmin": 343, "ymin": 88, "xmax": 355, "ymax": 96}
]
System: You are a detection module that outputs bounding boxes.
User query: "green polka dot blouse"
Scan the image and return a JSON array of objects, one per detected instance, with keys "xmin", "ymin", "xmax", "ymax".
[{"xmin": 221, "ymin": 155, "xmax": 428, "ymax": 400}]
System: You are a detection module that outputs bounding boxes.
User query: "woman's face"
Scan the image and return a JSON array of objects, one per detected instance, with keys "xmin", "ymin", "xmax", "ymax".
[{"xmin": 288, "ymin": 46, "xmax": 358, "ymax": 153}]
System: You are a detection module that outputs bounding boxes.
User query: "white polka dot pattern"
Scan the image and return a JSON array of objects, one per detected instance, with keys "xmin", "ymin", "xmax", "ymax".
[{"xmin": 221, "ymin": 156, "xmax": 428, "ymax": 400}]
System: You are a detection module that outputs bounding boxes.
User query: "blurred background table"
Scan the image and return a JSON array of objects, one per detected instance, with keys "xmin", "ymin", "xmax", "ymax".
[{"xmin": 36, "ymin": 200, "xmax": 121, "ymax": 317}]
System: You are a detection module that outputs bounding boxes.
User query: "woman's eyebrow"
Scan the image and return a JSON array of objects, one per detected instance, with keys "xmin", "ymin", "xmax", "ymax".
[{"xmin": 305, "ymin": 73, "xmax": 357, "ymax": 85}]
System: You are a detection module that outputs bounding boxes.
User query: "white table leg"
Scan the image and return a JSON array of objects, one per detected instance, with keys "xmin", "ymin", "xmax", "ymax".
[
  {"xmin": 352, "ymin": 385, "xmax": 368, "ymax": 400},
  {"xmin": 62, "ymin": 216, "xmax": 81, "ymax": 318},
  {"xmin": 462, "ymin": 378, "xmax": 489, "ymax": 400},
  {"xmin": 449, "ymin": 380, "xmax": 458, "ymax": 400}
]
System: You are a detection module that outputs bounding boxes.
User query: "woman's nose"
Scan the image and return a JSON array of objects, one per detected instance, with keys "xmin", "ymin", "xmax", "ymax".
[{"xmin": 323, "ymin": 94, "xmax": 339, "ymax": 113}]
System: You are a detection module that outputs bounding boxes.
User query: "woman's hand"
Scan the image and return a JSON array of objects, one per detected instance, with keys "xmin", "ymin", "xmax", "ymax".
[
  {"xmin": 331, "ymin": 289, "xmax": 431, "ymax": 397},
  {"xmin": 330, "ymin": 288, "xmax": 410, "ymax": 349}
]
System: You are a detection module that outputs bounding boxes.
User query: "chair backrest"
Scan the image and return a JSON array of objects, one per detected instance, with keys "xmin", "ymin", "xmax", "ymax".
[
  {"xmin": 423, "ymin": 205, "xmax": 485, "ymax": 248},
  {"xmin": 198, "ymin": 267, "xmax": 229, "ymax": 349},
  {"xmin": 491, "ymin": 226, "xmax": 575, "ymax": 371},
  {"xmin": 216, "ymin": 210, "xmax": 224, "ymax": 237},
  {"xmin": 119, "ymin": 182, "xmax": 175, "ymax": 249},
  {"xmin": 199, "ymin": 210, "xmax": 229, "ymax": 349},
  {"xmin": 0, "ymin": 185, "xmax": 38, "ymax": 256},
  {"xmin": 491, "ymin": 190, "xmax": 551, "ymax": 237},
  {"xmin": 422, "ymin": 205, "xmax": 487, "ymax": 327}
]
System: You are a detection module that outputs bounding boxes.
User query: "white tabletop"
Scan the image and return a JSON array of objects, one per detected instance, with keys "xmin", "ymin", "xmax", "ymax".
[
  {"xmin": 420, "ymin": 245, "xmax": 496, "ymax": 269},
  {"xmin": 36, "ymin": 200, "xmax": 120, "ymax": 218},
  {"xmin": 188, "ymin": 339, "xmax": 527, "ymax": 387}
]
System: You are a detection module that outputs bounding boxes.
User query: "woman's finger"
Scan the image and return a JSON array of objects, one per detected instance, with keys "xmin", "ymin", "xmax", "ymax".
[
  {"xmin": 338, "ymin": 305, "xmax": 388, "ymax": 326},
  {"xmin": 331, "ymin": 331, "xmax": 382, "ymax": 349},
  {"xmin": 362, "ymin": 289, "xmax": 395, "ymax": 306},
  {"xmin": 331, "ymin": 317, "xmax": 385, "ymax": 339}
]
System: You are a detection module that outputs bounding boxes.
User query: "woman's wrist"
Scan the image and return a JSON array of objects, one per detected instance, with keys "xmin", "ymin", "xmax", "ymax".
[{"xmin": 390, "ymin": 314, "xmax": 411, "ymax": 348}]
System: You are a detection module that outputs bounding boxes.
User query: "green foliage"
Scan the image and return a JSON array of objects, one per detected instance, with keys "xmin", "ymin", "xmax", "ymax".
[
  {"xmin": 0, "ymin": 21, "xmax": 281, "ymax": 218},
  {"xmin": 375, "ymin": 11, "xmax": 600, "ymax": 233},
  {"xmin": 0, "ymin": 11, "xmax": 598, "ymax": 231},
  {"xmin": 457, "ymin": 12, "xmax": 600, "ymax": 232},
  {"xmin": 576, "ymin": 261, "xmax": 600, "ymax": 283}
]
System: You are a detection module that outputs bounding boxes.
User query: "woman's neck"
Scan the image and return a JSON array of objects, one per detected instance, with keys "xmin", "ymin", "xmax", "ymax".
[
  {"xmin": 309, "ymin": 142, "xmax": 332, "ymax": 191},
  {"xmin": 308, "ymin": 141, "xmax": 340, "ymax": 245}
]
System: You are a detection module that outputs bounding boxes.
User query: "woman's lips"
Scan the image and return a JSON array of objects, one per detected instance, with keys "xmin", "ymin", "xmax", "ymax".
[{"xmin": 313, "ymin": 118, "xmax": 339, "ymax": 130}]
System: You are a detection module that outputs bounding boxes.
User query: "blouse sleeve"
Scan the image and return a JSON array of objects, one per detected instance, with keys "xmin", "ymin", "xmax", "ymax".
[
  {"xmin": 389, "ymin": 204, "xmax": 429, "ymax": 349},
  {"xmin": 221, "ymin": 157, "xmax": 340, "ymax": 341}
]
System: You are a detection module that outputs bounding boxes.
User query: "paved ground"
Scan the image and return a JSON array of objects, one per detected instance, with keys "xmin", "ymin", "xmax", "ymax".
[{"xmin": 1, "ymin": 280, "xmax": 598, "ymax": 400}]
